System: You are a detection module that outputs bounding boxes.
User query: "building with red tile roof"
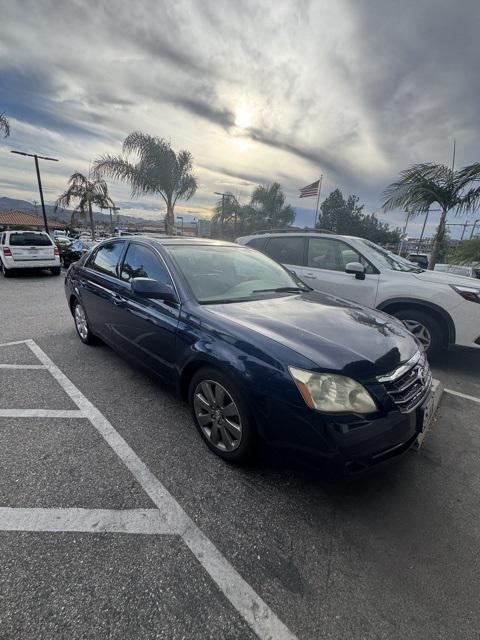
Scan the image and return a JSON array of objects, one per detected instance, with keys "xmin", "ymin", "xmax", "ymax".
[{"xmin": 0, "ymin": 210, "xmax": 66, "ymax": 230}]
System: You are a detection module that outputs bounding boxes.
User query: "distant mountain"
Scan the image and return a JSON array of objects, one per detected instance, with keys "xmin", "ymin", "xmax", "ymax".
[
  {"xmin": 0, "ymin": 196, "xmax": 209, "ymax": 226},
  {"xmin": 0, "ymin": 197, "xmax": 36, "ymax": 212},
  {"xmin": 0, "ymin": 195, "xmax": 157, "ymax": 225}
]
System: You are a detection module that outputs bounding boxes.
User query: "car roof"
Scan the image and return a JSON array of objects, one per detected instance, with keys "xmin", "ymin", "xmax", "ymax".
[
  {"xmin": 239, "ymin": 231, "xmax": 356, "ymax": 242},
  {"xmin": 115, "ymin": 235, "xmax": 238, "ymax": 248},
  {"xmin": 8, "ymin": 230, "xmax": 47, "ymax": 234}
]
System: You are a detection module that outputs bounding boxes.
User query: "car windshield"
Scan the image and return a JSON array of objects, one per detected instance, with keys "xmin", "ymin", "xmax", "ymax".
[
  {"xmin": 168, "ymin": 245, "xmax": 309, "ymax": 303},
  {"xmin": 359, "ymin": 239, "xmax": 424, "ymax": 272},
  {"xmin": 9, "ymin": 232, "xmax": 53, "ymax": 246}
]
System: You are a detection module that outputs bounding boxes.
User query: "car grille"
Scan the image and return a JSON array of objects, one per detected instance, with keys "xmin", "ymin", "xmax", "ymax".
[{"xmin": 382, "ymin": 357, "xmax": 432, "ymax": 413}]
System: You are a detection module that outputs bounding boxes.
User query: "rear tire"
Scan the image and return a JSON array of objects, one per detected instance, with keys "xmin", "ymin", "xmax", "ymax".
[
  {"xmin": 1, "ymin": 261, "xmax": 13, "ymax": 278},
  {"xmin": 188, "ymin": 367, "xmax": 256, "ymax": 463},
  {"xmin": 72, "ymin": 299, "xmax": 96, "ymax": 345},
  {"xmin": 51, "ymin": 266, "xmax": 61, "ymax": 276},
  {"xmin": 391, "ymin": 308, "xmax": 444, "ymax": 357}
]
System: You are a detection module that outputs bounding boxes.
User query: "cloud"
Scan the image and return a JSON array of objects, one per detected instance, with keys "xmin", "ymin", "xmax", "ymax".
[{"xmin": 1, "ymin": 0, "xmax": 479, "ymax": 237}]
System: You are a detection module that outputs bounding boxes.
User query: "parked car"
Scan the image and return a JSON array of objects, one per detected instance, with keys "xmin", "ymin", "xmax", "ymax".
[
  {"xmin": 0, "ymin": 230, "xmax": 61, "ymax": 277},
  {"xmin": 434, "ymin": 263, "xmax": 480, "ymax": 279},
  {"xmin": 65, "ymin": 236, "xmax": 433, "ymax": 474},
  {"xmin": 236, "ymin": 231, "xmax": 480, "ymax": 356},
  {"xmin": 407, "ymin": 252, "xmax": 430, "ymax": 269}
]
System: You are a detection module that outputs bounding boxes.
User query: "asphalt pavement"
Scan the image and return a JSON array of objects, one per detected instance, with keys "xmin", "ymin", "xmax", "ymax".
[{"xmin": 1, "ymin": 270, "xmax": 479, "ymax": 640}]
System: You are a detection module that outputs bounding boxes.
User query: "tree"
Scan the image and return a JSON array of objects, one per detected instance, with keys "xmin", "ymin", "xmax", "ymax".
[
  {"xmin": 250, "ymin": 182, "xmax": 295, "ymax": 228},
  {"xmin": 382, "ymin": 162, "xmax": 480, "ymax": 269},
  {"xmin": 56, "ymin": 173, "xmax": 113, "ymax": 240},
  {"xmin": 449, "ymin": 238, "xmax": 480, "ymax": 264},
  {"xmin": 93, "ymin": 132, "xmax": 197, "ymax": 234},
  {"xmin": 318, "ymin": 189, "xmax": 400, "ymax": 245},
  {"xmin": 0, "ymin": 112, "xmax": 10, "ymax": 138}
]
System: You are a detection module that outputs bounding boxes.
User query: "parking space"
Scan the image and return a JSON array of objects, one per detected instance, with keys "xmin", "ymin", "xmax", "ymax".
[{"xmin": 1, "ymin": 273, "xmax": 480, "ymax": 640}]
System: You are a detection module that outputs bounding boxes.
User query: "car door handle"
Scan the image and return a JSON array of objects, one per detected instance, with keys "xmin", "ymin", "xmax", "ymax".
[
  {"xmin": 112, "ymin": 293, "xmax": 124, "ymax": 305},
  {"xmin": 302, "ymin": 272, "xmax": 316, "ymax": 279}
]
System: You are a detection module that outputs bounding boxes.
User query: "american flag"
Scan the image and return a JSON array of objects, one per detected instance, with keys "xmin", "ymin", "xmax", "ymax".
[{"xmin": 299, "ymin": 179, "xmax": 320, "ymax": 198}]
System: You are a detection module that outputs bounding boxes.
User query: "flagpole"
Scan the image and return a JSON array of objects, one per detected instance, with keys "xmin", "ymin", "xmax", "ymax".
[{"xmin": 313, "ymin": 174, "xmax": 323, "ymax": 228}]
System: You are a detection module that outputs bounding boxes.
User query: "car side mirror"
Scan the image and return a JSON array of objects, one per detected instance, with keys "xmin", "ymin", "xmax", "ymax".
[
  {"xmin": 131, "ymin": 277, "xmax": 177, "ymax": 302},
  {"xmin": 345, "ymin": 262, "xmax": 366, "ymax": 280}
]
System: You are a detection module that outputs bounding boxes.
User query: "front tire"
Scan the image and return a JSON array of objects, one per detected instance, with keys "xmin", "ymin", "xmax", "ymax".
[
  {"xmin": 73, "ymin": 299, "xmax": 96, "ymax": 345},
  {"xmin": 188, "ymin": 367, "xmax": 256, "ymax": 463},
  {"xmin": 392, "ymin": 309, "xmax": 444, "ymax": 357}
]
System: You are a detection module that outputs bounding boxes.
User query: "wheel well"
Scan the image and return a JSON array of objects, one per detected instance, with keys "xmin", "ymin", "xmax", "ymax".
[
  {"xmin": 379, "ymin": 301, "xmax": 452, "ymax": 346},
  {"xmin": 69, "ymin": 294, "xmax": 78, "ymax": 316},
  {"xmin": 178, "ymin": 359, "xmax": 210, "ymax": 402}
]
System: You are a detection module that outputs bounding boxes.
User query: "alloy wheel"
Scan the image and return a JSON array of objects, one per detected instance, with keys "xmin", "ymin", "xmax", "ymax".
[
  {"xmin": 401, "ymin": 319, "xmax": 431, "ymax": 352},
  {"xmin": 74, "ymin": 303, "xmax": 89, "ymax": 341},
  {"xmin": 193, "ymin": 380, "xmax": 242, "ymax": 452}
]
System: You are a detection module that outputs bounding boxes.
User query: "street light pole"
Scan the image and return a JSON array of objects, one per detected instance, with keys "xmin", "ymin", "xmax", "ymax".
[
  {"xmin": 11, "ymin": 150, "xmax": 59, "ymax": 236},
  {"xmin": 177, "ymin": 216, "xmax": 184, "ymax": 236}
]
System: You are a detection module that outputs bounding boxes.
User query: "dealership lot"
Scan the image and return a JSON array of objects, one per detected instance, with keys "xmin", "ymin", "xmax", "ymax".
[{"xmin": 1, "ymin": 273, "xmax": 480, "ymax": 640}]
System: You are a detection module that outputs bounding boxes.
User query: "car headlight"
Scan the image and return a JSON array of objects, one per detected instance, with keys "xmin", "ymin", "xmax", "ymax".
[
  {"xmin": 289, "ymin": 367, "xmax": 377, "ymax": 414},
  {"xmin": 450, "ymin": 284, "xmax": 480, "ymax": 304}
]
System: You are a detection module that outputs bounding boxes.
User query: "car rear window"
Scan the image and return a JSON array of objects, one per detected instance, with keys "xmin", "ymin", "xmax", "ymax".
[{"xmin": 9, "ymin": 232, "xmax": 53, "ymax": 246}]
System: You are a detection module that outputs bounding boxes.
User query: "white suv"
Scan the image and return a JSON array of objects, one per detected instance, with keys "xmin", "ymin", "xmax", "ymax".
[
  {"xmin": 0, "ymin": 230, "xmax": 61, "ymax": 277},
  {"xmin": 236, "ymin": 231, "xmax": 480, "ymax": 356}
]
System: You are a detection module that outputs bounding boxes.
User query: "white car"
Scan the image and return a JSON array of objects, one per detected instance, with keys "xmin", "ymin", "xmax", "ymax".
[
  {"xmin": 236, "ymin": 231, "xmax": 480, "ymax": 356},
  {"xmin": 0, "ymin": 230, "xmax": 61, "ymax": 277}
]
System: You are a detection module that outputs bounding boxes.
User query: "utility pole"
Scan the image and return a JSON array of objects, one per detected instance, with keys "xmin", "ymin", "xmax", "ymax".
[
  {"xmin": 111, "ymin": 206, "xmax": 120, "ymax": 235},
  {"xmin": 11, "ymin": 150, "xmax": 59, "ymax": 236}
]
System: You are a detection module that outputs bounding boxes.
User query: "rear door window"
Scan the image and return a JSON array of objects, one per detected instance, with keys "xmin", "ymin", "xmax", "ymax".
[
  {"xmin": 120, "ymin": 243, "xmax": 171, "ymax": 284},
  {"xmin": 264, "ymin": 236, "xmax": 306, "ymax": 266},
  {"xmin": 9, "ymin": 232, "xmax": 53, "ymax": 246},
  {"xmin": 90, "ymin": 241, "xmax": 125, "ymax": 277}
]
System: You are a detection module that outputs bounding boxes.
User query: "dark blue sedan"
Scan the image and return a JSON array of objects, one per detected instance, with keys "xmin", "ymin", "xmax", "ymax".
[{"xmin": 65, "ymin": 236, "xmax": 433, "ymax": 473}]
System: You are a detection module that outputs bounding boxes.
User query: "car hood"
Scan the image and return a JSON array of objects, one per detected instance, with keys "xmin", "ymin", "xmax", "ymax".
[
  {"xmin": 206, "ymin": 291, "xmax": 418, "ymax": 379},
  {"xmin": 412, "ymin": 270, "xmax": 478, "ymax": 286}
]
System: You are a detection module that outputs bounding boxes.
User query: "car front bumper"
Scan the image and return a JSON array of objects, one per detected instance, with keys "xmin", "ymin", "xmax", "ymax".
[{"xmin": 258, "ymin": 388, "xmax": 432, "ymax": 475}]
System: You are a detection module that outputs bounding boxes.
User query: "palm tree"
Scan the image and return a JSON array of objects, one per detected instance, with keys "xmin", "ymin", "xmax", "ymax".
[
  {"xmin": 56, "ymin": 173, "xmax": 113, "ymax": 240},
  {"xmin": 0, "ymin": 112, "xmax": 10, "ymax": 138},
  {"xmin": 250, "ymin": 182, "xmax": 295, "ymax": 229},
  {"xmin": 382, "ymin": 162, "xmax": 480, "ymax": 269},
  {"xmin": 93, "ymin": 132, "xmax": 197, "ymax": 235}
]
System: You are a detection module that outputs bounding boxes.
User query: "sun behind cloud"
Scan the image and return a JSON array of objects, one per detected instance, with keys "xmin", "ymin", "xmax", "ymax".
[{"xmin": 234, "ymin": 105, "xmax": 253, "ymax": 129}]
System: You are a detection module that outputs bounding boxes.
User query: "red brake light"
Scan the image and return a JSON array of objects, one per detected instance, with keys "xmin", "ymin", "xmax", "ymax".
[
  {"xmin": 54, "ymin": 246, "xmax": 60, "ymax": 256},
  {"xmin": 3, "ymin": 247, "xmax": 12, "ymax": 256}
]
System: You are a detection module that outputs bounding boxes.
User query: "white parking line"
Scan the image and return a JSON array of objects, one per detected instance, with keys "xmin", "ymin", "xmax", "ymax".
[
  {"xmin": 0, "ymin": 339, "xmax": 298, "ymax": 640},
  {"xmin": 0, "ymin": 409, "xmax": 84, "ymax": 418},
  {"xmin": 445, "ymin": 388, "xmax": 480, "ymax": 404},
  {"xmin": 0, "ymin": 364, "xmax": 46, "ymax": 369},
  {"xmin": 0, "ymin": 508, "xmax": 176, "ymax": 534}
]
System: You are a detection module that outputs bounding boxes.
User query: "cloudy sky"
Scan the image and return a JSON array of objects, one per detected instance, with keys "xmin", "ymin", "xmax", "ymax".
[{"xmin": 1, "ymin": 0, "xmax": 479, "ymax": 237}]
